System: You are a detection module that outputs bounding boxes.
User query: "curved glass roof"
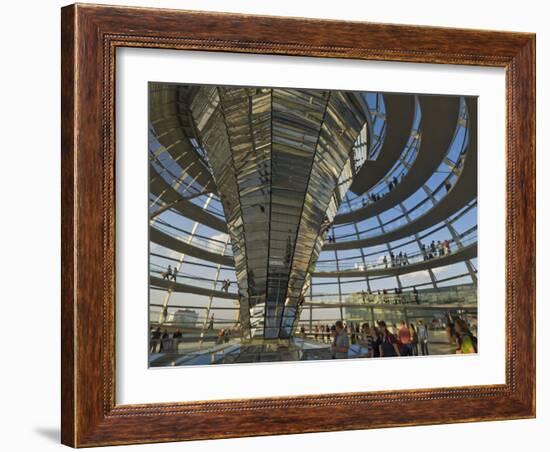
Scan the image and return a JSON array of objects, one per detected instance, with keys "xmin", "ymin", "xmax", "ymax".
[{"xmin": 148, "ymin": 84, "xmax": 478, "ymax": 365}]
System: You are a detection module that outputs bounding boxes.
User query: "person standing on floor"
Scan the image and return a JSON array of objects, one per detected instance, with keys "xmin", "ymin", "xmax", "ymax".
[
  {"xmin": 409, "ymin": 323, "xmax": 419, "ymax": 356},
  {"xmin": 417, "ymin": 319, "xmax": 429, "ymax": 355},
  {"xmin": 378, "ymin": 321, "xmax": 400, "ymax": 358},
  {"xmin": 397, "ymin": 320, "xmax": 413, "ymax": 356},
  {"xmin": 331, "ymin": 321, "xmax": 350, "ymax": 359}
]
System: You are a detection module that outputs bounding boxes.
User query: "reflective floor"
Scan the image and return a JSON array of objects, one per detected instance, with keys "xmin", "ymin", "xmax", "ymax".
[{"xmin": 149, "ymin": 328, "xmax": 463, "ymax": 367}]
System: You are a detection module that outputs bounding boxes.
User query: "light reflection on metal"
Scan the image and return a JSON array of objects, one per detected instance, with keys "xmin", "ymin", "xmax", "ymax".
[{"xmin": 188, "ymin": 87, "xmax": 368, "ymax": 340}]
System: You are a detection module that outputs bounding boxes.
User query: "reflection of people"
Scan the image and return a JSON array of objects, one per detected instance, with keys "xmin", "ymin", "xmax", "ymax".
[
  {"xmin": 285, "ymin": 234, "xmax": 292, "ymax": 264},
  {"xmin": 208, "ymin": 314, "xmax": 214, "ymax": 330},
  {"xmin": 331, "ymin": 321, "xmax": 349, "ymax": 359},
  {"xmin": 159, "ymin": 329, "xmax": 169, "ymax": 352},
  {"xmin": 247, "ymin": 270, "xmax": 256, "ymax": 290},
  {"xmin": 216, "ymin": 329, "xmax": 225, "ymax": 344},
  {"xmin": 172, "ymin": 330, "xmax": 182, "ymax": 350},
  {"xmin": 150, "ymin": 327, "xmax": 161, "ymax": 353}
]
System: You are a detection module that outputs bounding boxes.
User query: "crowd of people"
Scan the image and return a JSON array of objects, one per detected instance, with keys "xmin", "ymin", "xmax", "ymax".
[
  {"xmin": 149, "ymin": 315, "xmax": 477, "ymax": 359},
  {"xmin": 341, "ymin": 239, "xmax": 457, "ymax": 272},
  {"xmin": 149, "ymin": 321, "xmax": 235, "ymax": 353},
  {"xmin": 160, "ymin": 267, "xmax": 236, "ymax": 294},
  {"xmin": 359, "ymin": 286, "xmax": 419, "ymax": 305},
  {"xmin": 306, "ymin": 317, "xmax": 476, "ymax": 359},
  {"xmin": 378, "ymin": 239, "xmax": 454, "ymax": 269},
  {"xmin": 149, "ymin": 327, "xmax": 172, "ymax": 353},
  {"xmin": 420, "ymin": 239, "xmax": 452, "ymax": 260},
  {"xmin": 356, "ymin": 173, "xmax": 454, "ymax": 211},
  {"xmin": 382, "ymin": 251, "xmax": 409, "ymax": 268},
  {"xmin": 215, "ymin": 328, "xmax": 233, "ymax": 344},
  {"xmin": 360, "ymin": 175, "xmax": 403, "ymax": 207},
  {"xmin": 150, "ymin": 327, "xmax": 194, "ymax": 353}
]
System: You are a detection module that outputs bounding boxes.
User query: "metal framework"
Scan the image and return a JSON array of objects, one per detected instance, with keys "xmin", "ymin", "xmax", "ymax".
[{"xmin": 147, "ymin": 85, "xmax": 479, "ymax": 364}]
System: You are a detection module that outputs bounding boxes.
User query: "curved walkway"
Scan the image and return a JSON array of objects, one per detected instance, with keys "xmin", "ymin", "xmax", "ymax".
[
  {"xmin": 304, "ymin": 301, "xmax": 477, "ymax": 311},
  {"xmin": 312, "ymin": 242, "xmax": 476, "ymax": 278},
  {"xmin": 149, "ymin": 94, "xmax": 459, "ymax": 234},
  {"xmin": 150, "ymin": 164, "xmax": 227, "ymax": 232},
  {"xmin": 349, "ymin": 94, "xmax": 416, "ymax": 196},
  {"xmin": 335, "ymin": 95, "xmax": 461, "ymax": 224},
  {"xmin": 149, "ymin": 84, "xmax": 217, "ymax": 193},
  {"xmin": 150, "ymin": 227, "xmax": 234, "ymax": 266},
  {"xmin": 150, "ymin": 276, "xmax": 237, "ymax": 299},
  {"xmin": 323, "ymin": 97, "xmax": 477, "ymax": 251}
]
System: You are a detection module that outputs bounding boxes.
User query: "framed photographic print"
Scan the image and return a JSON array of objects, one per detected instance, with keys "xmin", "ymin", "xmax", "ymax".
[{"xmin": 61, "ymin": 3, "xmax": 536, "ymax": 447}]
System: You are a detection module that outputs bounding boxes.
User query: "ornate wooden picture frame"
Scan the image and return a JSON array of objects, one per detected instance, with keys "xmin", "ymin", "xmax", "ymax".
[{"xmin": 61, "ymin": 3, "xmax": 535, "ymax": 447}]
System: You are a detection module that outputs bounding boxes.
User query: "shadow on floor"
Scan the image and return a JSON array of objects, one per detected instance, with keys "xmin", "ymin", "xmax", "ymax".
[{"xmin": 34, "ymin": 427, "xmax": 59, "ymax": 443}]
